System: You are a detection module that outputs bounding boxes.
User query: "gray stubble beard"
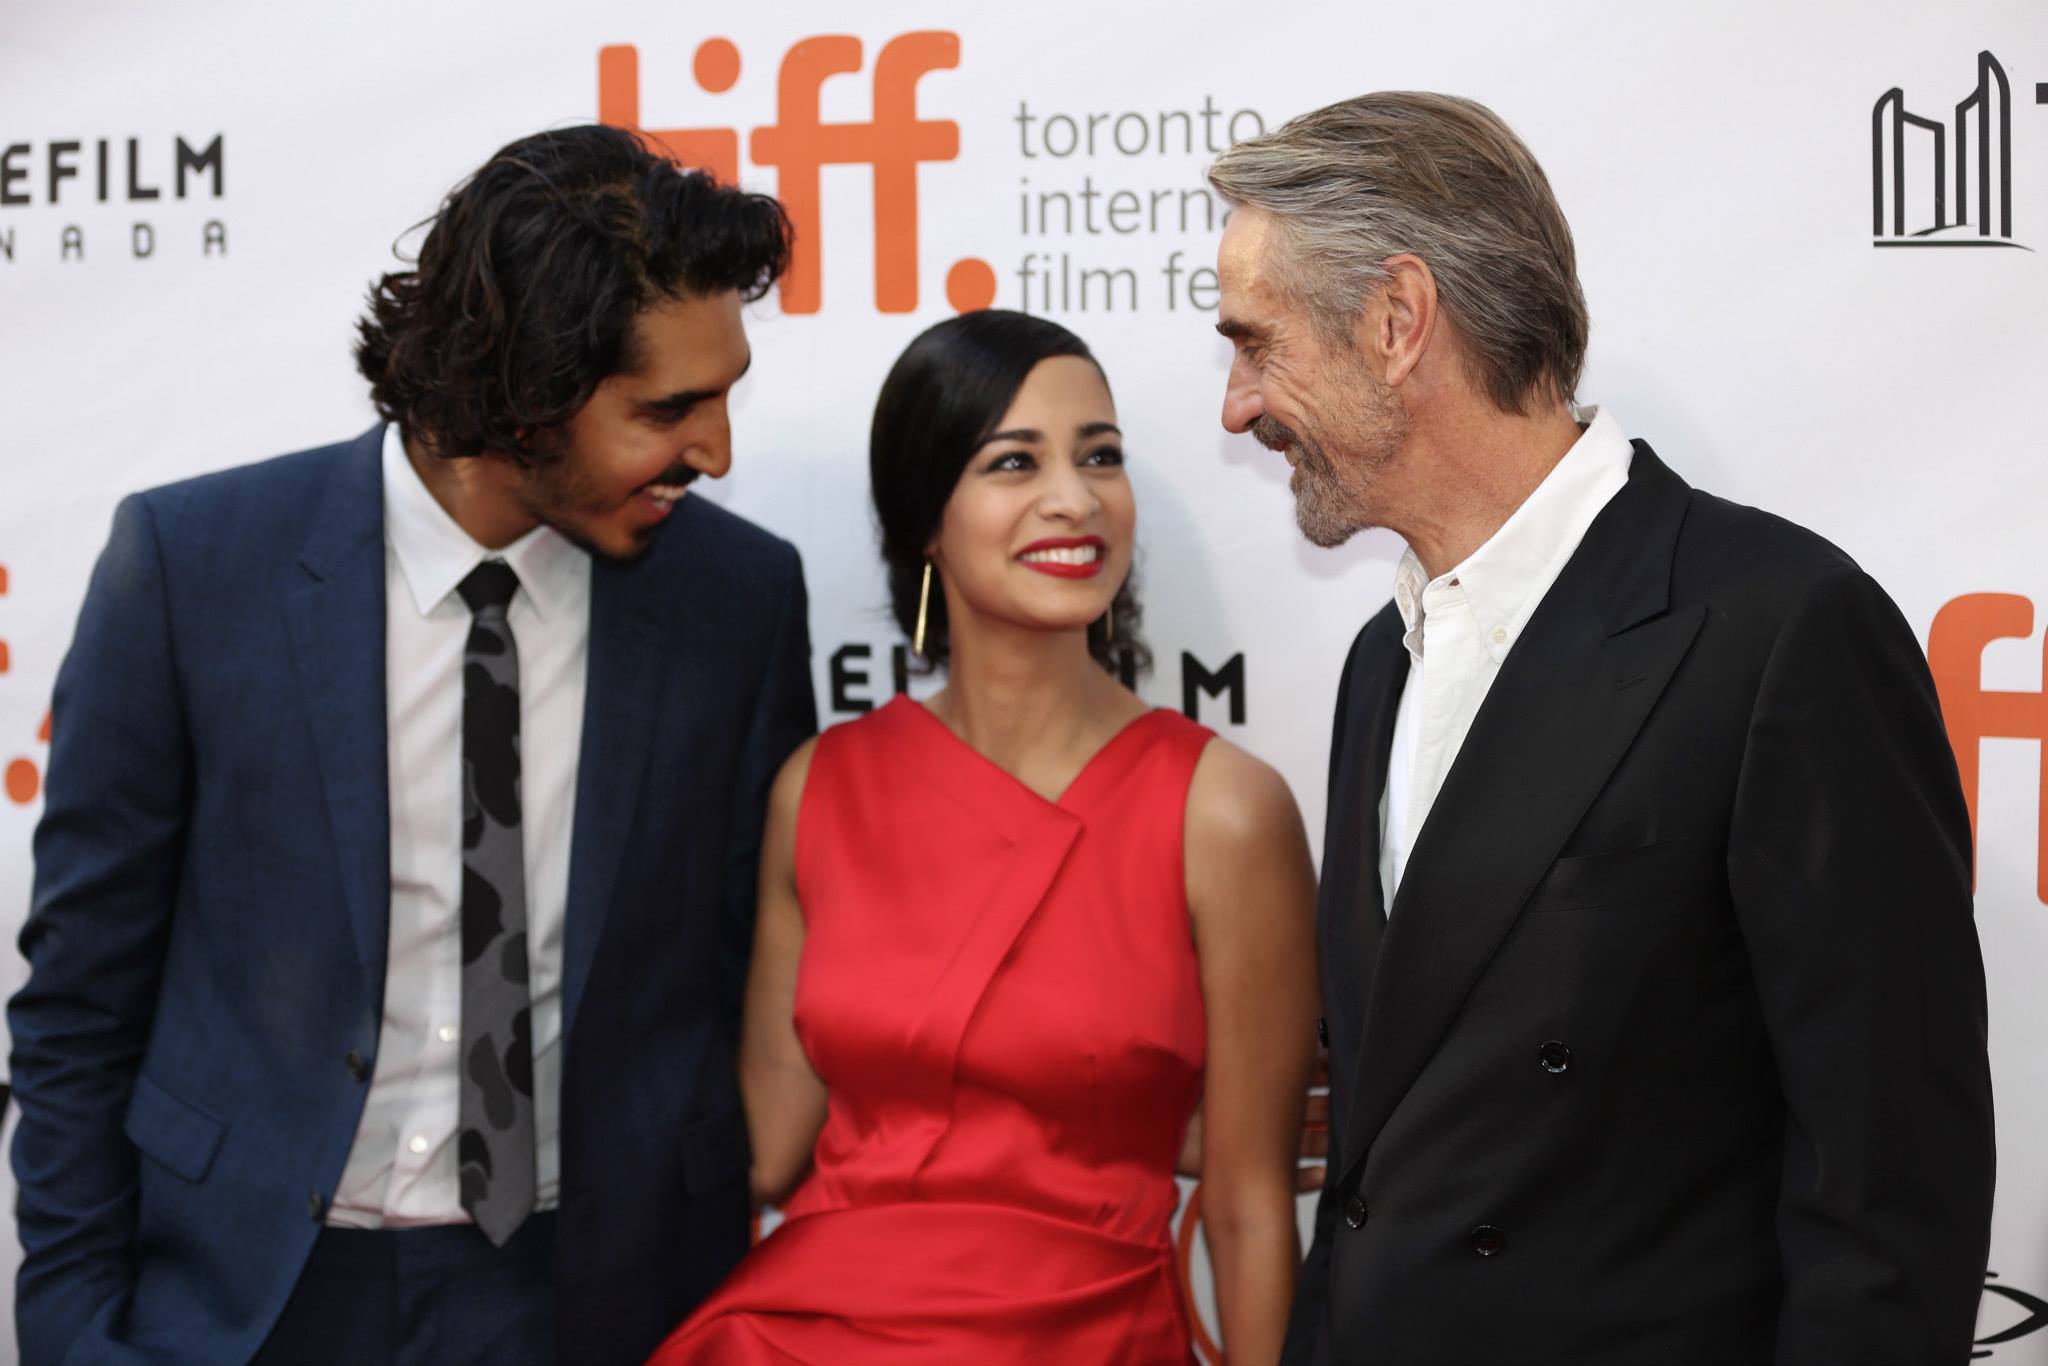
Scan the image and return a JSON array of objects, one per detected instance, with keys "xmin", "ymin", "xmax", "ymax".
[{"xmin": 1264, "ymin": 371, "xmax": 1410, "ymax": 549}]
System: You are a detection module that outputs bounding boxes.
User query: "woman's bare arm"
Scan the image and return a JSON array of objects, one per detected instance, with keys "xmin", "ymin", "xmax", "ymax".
[
  {"xmin": 740, "ymin": 737, "xmax": 830, "ymax": 1208},
  {"xmin": 1185, "ymin": 739, "xmax": 1320, "ymax": 1366}
]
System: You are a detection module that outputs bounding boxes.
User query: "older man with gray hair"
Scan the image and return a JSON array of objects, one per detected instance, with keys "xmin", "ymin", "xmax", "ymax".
[{"xmin": 1209, "ymin": 93, "xmax": 1994, "ymax": 1365}]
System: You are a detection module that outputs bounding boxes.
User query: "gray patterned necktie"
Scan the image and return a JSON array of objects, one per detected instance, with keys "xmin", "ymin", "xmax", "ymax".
[{"xmin": 455, "ymin": 560, "xmax": 536, "ymax": 1247}]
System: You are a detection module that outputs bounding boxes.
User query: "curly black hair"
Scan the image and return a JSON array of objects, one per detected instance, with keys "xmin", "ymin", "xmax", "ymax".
[
  {"xmin": 870, "ymin": 309, "xmax": 1149, "ymax": 677},
  {"xmin": 355, "ymin": 124, "xmax": 791, "ymax": 459}
]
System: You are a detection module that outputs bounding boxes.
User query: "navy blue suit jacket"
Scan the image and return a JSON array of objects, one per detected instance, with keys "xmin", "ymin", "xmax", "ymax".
[{"xmin": 9, "ymin": 426, "xmax": 816, "ymax": 1366}]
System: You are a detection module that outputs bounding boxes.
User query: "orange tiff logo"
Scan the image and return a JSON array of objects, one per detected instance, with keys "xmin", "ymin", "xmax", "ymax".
[
  {"xmin": 1929, "ymin": 593, "xmax": 2048, "ymax": 904},
  {"xmin": 599, "ymin": 34, "xmax": 995, "ymax": 316}
]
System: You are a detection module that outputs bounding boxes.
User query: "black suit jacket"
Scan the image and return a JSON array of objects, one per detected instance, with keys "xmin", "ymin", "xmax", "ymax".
[
  {"xmin": 10, "ymin": 427, "xmax": 816, "ymax": 1366},
  {"xmin": 1285, "ymin": 443, "xmax": 1994, "ymax": 1366}
]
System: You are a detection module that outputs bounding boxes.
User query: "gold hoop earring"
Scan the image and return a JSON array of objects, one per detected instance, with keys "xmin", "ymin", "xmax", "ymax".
[{"xmin": 913, "ymin": 561, "xmax": 933, "ymax": 657}]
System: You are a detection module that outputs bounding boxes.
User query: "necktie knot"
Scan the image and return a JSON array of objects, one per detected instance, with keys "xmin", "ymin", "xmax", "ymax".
[{"xmin": 458, "ymin": 560, "xmax": 520, "ymax": 616}]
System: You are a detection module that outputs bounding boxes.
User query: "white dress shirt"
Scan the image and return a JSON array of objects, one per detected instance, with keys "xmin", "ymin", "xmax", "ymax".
[
  {"xmin": 329, "ymin": 423, "xmax": 591, "ymax": 1228},
  {"xmin": 1378, "ymin": 406, "xmax": 1634, "ymax": 910}
]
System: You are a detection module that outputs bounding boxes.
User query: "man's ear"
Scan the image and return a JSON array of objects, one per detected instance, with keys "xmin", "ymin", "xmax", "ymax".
[{"xmin": 1352, "ymin": 253, "xmax": 1437, "ymax": 389}]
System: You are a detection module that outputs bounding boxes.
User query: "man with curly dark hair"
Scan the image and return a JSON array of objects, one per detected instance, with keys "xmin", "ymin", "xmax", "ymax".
[{"xmin": 9, "ymin": 125, "xmax": 816, "ymax": 1366}]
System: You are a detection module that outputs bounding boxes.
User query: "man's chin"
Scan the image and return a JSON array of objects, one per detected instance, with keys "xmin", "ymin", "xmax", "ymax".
[
  {"xmin": 601, "ymin": 526, "xmax": 661, "ymax": 561},
  {"xmin": 1297, "ymin": 511, "xmax": 1361, "ymax": 549},
  {"xmin": 1290, "ymin": 473, "xmax": 1362, "ymax": 548},
  {"xmin": 550, "ymin": 518, "xmax": 659, "ymax": 563}
]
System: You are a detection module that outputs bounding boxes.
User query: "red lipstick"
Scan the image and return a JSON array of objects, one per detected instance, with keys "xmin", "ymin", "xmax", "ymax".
[{"xmin": 1016, "ymin": 535, "xmax": 1107, "ymax": 579}]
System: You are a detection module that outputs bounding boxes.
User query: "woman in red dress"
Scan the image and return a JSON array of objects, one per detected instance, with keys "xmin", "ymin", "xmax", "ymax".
[{"xmin": 649, "ymin": 311, "xmax": 1318, "ymax": 1365}]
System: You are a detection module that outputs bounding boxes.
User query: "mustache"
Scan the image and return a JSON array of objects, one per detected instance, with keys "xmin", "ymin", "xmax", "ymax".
[
  {"xmin": 641, "ymin": 465, "xmax": 701, "ymax": 490},
  {"xmin": 1251, "ymin": 416, "xmax": 1300, "ymax": 453}
]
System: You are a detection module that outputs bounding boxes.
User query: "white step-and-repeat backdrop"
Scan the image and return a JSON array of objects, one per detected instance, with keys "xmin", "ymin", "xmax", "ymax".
[{"xmin": 4, "ymin": 1, "xmax": 2045, "ymax": 1359}]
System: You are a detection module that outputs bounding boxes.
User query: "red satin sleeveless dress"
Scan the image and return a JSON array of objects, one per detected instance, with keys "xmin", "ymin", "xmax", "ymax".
[{"xmin": 648, "ymin": 695, "xmax": 1215, "ymax": 1366}]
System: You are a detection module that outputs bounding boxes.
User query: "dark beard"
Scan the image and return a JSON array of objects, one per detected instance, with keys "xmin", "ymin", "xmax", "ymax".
[{"xmin": 515, "ymin": 437, "xmax": 687, "ymax": 562}]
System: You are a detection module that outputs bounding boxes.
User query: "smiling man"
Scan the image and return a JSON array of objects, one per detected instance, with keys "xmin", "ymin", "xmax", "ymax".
[
  {"xmin": 1209, "ymin": 94, "xmax": 1996, "ymax": 1365},
  {"xmin": 10, "ymin": 126, "xmax": 816, "ymax": 1366}
]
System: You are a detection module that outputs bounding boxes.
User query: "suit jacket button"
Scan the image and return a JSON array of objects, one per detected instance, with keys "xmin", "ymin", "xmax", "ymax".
[
  {"xmin": 1343, "ymin": 1195, "xmax": 1368, "ymax": 1230},
  {"xmin": 1317, "ymin": 1017, "xmax": 1330, "ymax": 1048},
  {"xmin": 1538, "ymin": 1041, "xmax": 1571, "ymax": 1074},
  {"xmin": 1470, "ymin": 1224, "xmax": 1505, "ymax": 1256},
  {"xmin": 344, "ymin": 1050, "xmax": 370, "ymax": 1082},
  {"xmin": 308, "ymin": 1191, "xmax": 326, "ymax": 1222}
]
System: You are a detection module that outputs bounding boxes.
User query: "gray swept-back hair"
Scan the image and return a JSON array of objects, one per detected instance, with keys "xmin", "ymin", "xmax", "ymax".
[{"xmin": 1208, "ymin": 92, "xmax": 1588, "ymax": 415}]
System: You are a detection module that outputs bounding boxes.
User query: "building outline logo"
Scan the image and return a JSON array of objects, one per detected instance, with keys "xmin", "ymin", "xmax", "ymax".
[
  {"xmin": 598, "ymin": 34, "xmax": 995, "ymax": 316},
  {"xmin": 1871, "ymin": 50, "xmax": 2045, "ymax": 250}
]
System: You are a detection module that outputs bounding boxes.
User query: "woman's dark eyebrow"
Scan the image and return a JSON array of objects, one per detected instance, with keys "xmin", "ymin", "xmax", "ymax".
[{"xmin": 980, "ymin": 421, "xmax": 1121, "ymax": 448}]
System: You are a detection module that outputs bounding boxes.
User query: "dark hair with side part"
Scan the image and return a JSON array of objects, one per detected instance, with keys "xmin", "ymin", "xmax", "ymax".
[
  {"xmin": 355, "ymin": 124, "xmax": 792, "ymax": 460},
  {"xmin": 870, "ymin": 310, "xmax": 1148, "ymax": 675}
]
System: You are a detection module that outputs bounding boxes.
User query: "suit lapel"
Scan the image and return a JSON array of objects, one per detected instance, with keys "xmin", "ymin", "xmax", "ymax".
[
  {"xmin": 560, "ymin": 527, "xmax": 671, "ymax": 1040},
  {"xmin": 284, "ymin": 427, "xmax": 391, "ymax": 987},
  {"xmin": 1318, "ymin": 604, "xmax": 1406, "ymax": 1138},
  {"xmin": 1339, "ymin": 444, "xmax": 1703, "ymax": 1180}
]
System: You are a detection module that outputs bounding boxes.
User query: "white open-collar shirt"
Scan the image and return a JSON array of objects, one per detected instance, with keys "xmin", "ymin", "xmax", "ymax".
[
  {"xmin": 1378, "ymin": 406, "xmax": 1634, "ymax": 910},
  {"xmin": 329, "ymin": 423, "xmax": 591, "ymax": 1228}
]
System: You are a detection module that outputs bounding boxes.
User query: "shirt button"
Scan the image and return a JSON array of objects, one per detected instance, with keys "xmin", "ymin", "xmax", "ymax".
[
  {"xmin": 438, "ymin": 1024, "xmax": 458, "ymax": 1044},
  {"xmin": 408, "ymin": 1135, "xmax": 430, "ymax": 1155},
  {"xmin": 1539, "ymin": 1040, "xmax": 1572, "ymax": 1074},
  {"xmin": 1471, "ymin": 1224, "xmax": 1505, "ymax": 1257},
  {"xmin": 344, "ymin": 1050, "xmax": 370, "ymax": 1082},
  {"xmin": 1343, "ymin": 1195, "xmax": 1368, "ymax": 1230},
  {"xmin": 1491, "ymin": 626, "xmax": 1508, "ymax": 645}
]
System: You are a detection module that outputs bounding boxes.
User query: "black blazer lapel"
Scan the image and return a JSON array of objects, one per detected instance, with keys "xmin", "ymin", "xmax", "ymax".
[
  {"xmin": 1339, "ymin": 443, "xmax": 1705, "ymax": 1181},
  {"xmin": 560, "ymin": 550, "xmax": 668, "ymax": 1041},
  {"xmin": 1318, "ymin": 603, "xmax": 1406, "ymax": 1169},
  {"xmin": 284, "ymin": 426, "xmax": 391, "ymax": 989}
]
